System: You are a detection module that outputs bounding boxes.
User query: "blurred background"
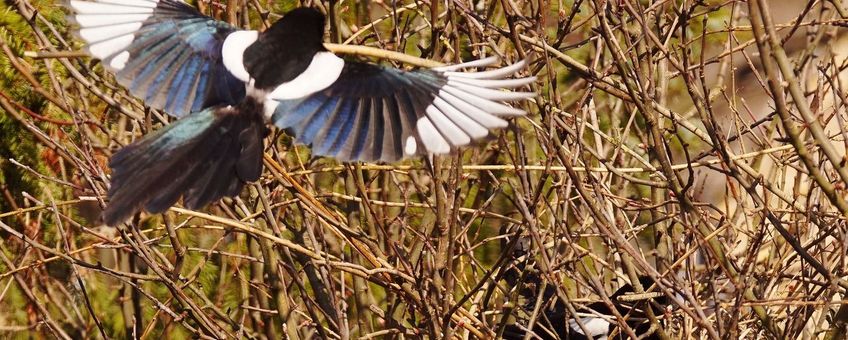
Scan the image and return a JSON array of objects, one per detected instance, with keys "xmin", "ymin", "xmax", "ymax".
[{"xmin": 1, "ymin": 0, "xmax": 848, "ymax": 338}]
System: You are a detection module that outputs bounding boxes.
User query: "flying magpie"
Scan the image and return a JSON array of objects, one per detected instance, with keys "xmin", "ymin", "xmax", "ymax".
[{"xmin": 66, "ymin": 1, "xmax": 536, "ymax": 226}]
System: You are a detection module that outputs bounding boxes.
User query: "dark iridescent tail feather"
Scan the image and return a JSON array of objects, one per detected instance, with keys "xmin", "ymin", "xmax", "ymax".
[{"xmin": 103, "ymin": 105, "xmax": 266, "ymax": 226}]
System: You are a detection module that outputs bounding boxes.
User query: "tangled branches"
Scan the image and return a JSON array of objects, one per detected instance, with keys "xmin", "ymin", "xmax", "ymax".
[{"xmin": 1, "ymin": 0, "xmax": 848, "ymax": 338}]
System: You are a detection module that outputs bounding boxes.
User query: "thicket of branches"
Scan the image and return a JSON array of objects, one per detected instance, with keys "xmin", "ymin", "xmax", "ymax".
[{"xmin": 1, "ymin": 0, "xmax": 848, "ymax": 338}]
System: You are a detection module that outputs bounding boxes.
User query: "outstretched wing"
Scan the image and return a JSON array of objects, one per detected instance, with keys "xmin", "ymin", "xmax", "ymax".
[
  {"xmin": 268, "ymin": 56, "xmax": 535, "ymax": 162},
  {"xmin": 66, "ymin": 0, "xmax": 246, "ymax": 116}
]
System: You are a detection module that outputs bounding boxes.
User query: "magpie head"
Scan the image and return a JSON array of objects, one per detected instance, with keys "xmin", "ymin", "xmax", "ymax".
[{"xmin": 264, "ymin": 7, "xmax": 326, "ymax": 49}]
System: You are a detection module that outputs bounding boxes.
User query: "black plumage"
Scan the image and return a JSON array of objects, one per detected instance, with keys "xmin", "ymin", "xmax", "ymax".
[{"xmin": 103, "ymin": 102, "xmax": 266, "ymax": 226}]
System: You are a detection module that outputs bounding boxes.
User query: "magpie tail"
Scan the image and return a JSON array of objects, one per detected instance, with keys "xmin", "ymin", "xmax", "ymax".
[{"xmin": 103, "ymin": 105, "xmax": 266, "ymax": 226}]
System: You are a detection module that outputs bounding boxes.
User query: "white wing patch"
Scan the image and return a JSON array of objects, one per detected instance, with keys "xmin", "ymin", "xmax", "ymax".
[
  {"xmin": 77, "ymin": 22, "xmax": 142, "ymax": 42},
  {"xmin": 268, "ymin": 52, "xmax": 345, "ymax": 100},
  {"xmin": 67, "ymin": 0, "xmax": 158, "ymax": 70},
  {"xmin": 425, "ymin": 105, "xmax": 470, "ymax": 146},
  {"xmin": 67, "ymin": 0, "xmax": 155, "ymax": 14},
  {"xmin": 443, "ymin": 59, "xmax": 530, "ymax": 79},
  {"xmin": 431, "ymin": 97, "xmax": 489, "ymax": 139},
  {"xmin": 74, "ymin": 0, "xmax": 159, "ymax": 9},
  {"xmin": 221, "ymin": 30, "xmax": 259, "ymax": 83},
  {"xmin": 415, "ymin": 58, "xmax": 535, "ymax": 156},
  {"xmin": 438, "ymin": 90, "xmax": 509, "ymax": 129},
  {"xmin": 568, "ymin": 317, "xmax": 611, "ymax": 337},
  {"xmin": 71, "ymin": 13, "xmax": 152, "ymax": 27},
  {"xmin": 404, "ymin": 136, "xmax": 417, "ymax": 156},
  {"xmin": 431, "ymin": 56, "xmax": 499, "ymax": 72},
  {"xmin": 108, "ymin": 50, "xmax": 130, "ymax": 69},
  {"xmin": 86, "ymin": 34, "xmax": 135, "ymax": 60},
  {"xmin": 417, "ymin": 118, "xmax": 451, "ymax": 154}
]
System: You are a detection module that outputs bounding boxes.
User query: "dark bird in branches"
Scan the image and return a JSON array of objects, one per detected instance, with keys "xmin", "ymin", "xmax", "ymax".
[
  {"xmin": 503, "ymin": 273, "xmax": 672, "ymax": 340},
  {"xmin": 499, "ymin": 233, "xmax": 673, "ymax": 339}
]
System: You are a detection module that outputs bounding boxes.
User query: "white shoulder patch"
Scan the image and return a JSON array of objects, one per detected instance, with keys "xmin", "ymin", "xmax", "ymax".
[
  {"xmin": 221, "ymin": 30, "xmax": 259, "ymax": 83},
  {"xmin": 268, "ymin": 52, "xmax": 345, "ymax": 100},
  {"xmin": 263, "ymin": 98, "xmax": 279, "ymax": 120}
]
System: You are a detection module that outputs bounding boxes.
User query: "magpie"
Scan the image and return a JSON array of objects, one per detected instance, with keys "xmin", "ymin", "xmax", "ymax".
[
  {"xmin": 498, "ymin": 234, "xmax": 671, "ymax": 339},
  {"xmin": 503, "ymin": 276, "xmax": 671, "ymax": 340},
  {"xmin": 65, "ymin": 1, "xmax": 536, "ymax": 226}
]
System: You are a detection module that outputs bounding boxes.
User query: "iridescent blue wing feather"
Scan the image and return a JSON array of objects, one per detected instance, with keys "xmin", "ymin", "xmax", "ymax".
[
  {"xmin": 67, "ymin": 0, "xmax": 245, "ymax": 117},
  {"xmin": 270, "ymin": 58, "xmax": 536, "ymax": 162},
  {"xmin": 103, "ymin": 106, "xmax": 266, "ymax": 226}
]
